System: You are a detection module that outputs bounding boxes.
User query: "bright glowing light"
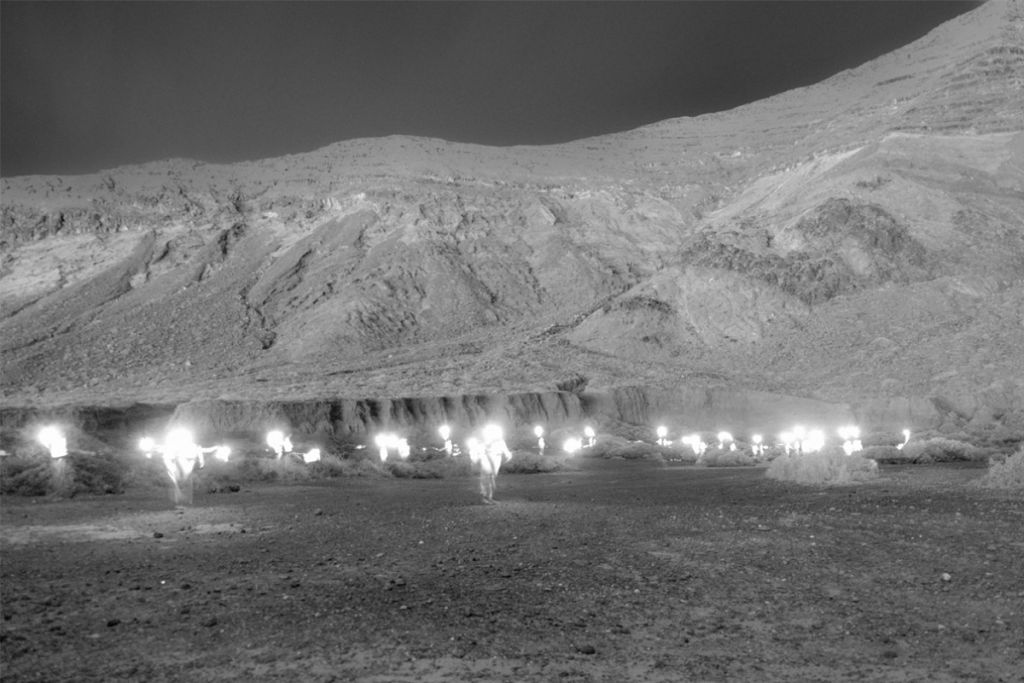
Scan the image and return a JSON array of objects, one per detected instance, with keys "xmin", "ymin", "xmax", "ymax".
[
  {"xmin": 266, "ymin": 430, "xmax": 293, "ymax": 459},
  {"xmin": 898, "ymin": 428, "xmax": 911, "ymax": 450},
  {"xmin": 482, "ymin": 423, "xmax": 504, "ymax": 444},
  {"xmin": 563, "ymin": 437, "xmax": 582, "ymax": 454},
  {"xmin": 583, "ymin": 425, "xmax": 596, "ymax": 448},
  {"xmin": 438, "ymin": 424, "xmax": 451, "ymax": 441},
  {"xmin": 717, "ymin": 431, "xmax": 734, "ymax": 449},
  {"xmin": 534, "ymin": 425, "xmax": 544, "ymax": 438},
  {"xmin": 751, "ymin": 434, "xmax": 764, "ymax": 457},
  {"xmin": 375, "ymin": 433, "xmax": 399, "ymax": 461},
  {"xmin": 682, "ymin": 434, "xmax": 706, "ymax": 456},
  {"xmin": 302, "ymin": 448, "xmax": 321, "ymax": 464},
  {"xmin": 838, "ymin": 426, "xmax": 863, "ymax": 455},
  {"xmin": 397, "ymin": 439, "xmax": 411, "ymax": 459},
  {"xmin": 139, "ymin": 436, "xmax": 157, "ymax": 457},
  {"xmin": 656, "ymin": 425, "xmax": 669, "ymax": 446},
  {"xmin": 779, "ymin": 431, "xmax": 795, "ymax": 454},
  {"xmin": 213, "ymin": 446, "xmax": 232, "ymax": 462},
  {"xmin": 804, "ymin": 429, "xmax": 826, "ymax": 454},
  {"xmin": 38, "ymin": 426, "xmax": 67, "ymax": 459},
  {"xmin": 466, "ymin": 437, "xmax": 483, "ymax": 463}
]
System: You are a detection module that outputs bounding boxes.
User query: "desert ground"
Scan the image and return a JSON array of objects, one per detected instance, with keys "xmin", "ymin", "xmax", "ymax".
[{"xmin": 2, "ymin": 459, "xmax": 1021, "ymax": 682}]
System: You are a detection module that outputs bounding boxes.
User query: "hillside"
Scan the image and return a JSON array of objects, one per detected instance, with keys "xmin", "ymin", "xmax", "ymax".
[{"xmin": 2, "ymin": 0, "xmax": 1022, "ymax": 438}]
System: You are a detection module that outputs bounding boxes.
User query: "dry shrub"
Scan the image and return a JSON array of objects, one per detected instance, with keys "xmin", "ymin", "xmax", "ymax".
[
  {"xmin": 700, "ymin": 449, "xmax": 757, "ymax": 467},
  {"xmin": 766, "ymin": 446, "xmax": 879, "ymax": 486},
  {"xmin": 504, "ymin": 451, "xmax": 578, "ymax": 474},
  {"xmin": 586, "ymin": 436, "xmax": 689, "ymax": 463},
  {"xmin": 860, "ymin": 445, "xmax": 903, "ymax": 463},
  {"xmin": 974, "ymin": 448, "xmax": 1024, "ymax": 489},
  {"xmin": 900, "ymin": 437, "xmax": 981, "ymax": 463},
  {"xmin": 0, "ymin": 452, "xmax": 128, "ymax": 497}
]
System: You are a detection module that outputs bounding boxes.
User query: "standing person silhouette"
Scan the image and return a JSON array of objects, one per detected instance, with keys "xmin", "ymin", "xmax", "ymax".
[{"xmin": 469, "ymin": 424, "xmax": 512, "ymax": 504}]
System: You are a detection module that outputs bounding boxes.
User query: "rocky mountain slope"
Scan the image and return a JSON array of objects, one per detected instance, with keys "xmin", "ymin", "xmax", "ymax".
[{"xmin": 2, "ymin": 0, "xmax": 1022, "ymax": 438}]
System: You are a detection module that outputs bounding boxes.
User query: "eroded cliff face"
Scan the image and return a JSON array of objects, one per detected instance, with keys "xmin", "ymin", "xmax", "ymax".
[{"xmin": 1, "ymin": 1, "xmax": 1022, "ymax": 440}]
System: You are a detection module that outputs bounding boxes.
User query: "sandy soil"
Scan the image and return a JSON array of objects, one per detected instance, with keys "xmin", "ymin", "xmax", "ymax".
[{"xmin": 2, "ymin": 461, "xmax": 1022, "ymax": 682}]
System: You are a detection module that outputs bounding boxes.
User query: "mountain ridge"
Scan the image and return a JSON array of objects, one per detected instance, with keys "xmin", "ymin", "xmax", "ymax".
[{"xmin": 2, "ymin": 0, "xmax": 1022, "ymax": 437}]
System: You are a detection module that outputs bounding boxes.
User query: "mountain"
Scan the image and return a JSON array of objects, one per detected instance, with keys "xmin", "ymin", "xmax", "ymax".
[{"xmin": 2, "ymin": 0, "xmax": 1022, "ymax": 439}]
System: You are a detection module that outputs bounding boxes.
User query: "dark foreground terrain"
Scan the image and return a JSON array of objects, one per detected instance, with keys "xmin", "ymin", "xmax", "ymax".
[{"xmin": 2, "ymin": 461, "xmax": 1021, "ymax": 682}]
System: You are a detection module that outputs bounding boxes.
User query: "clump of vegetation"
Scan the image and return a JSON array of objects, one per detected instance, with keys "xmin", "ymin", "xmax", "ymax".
[
  {"xmin": 973, "ymin": 447, "xmax": 1024, "ymax": 489},
  {"xmin": 0, "ymin": 452, "xmax": 129, "ymax": 497},
  {"xmin": 766, "ymin": 447, "xmax": 879, "ymax": 486},
  {"xmin": 586, "ymin": 436, "xmax": 691, "ymax": 463},
  {"xmin": 699, "ymin": 448, "xmax": 757, "ymax": 467},
  {"xmin": 899, "ymin": 437, "xmax": 981, "ymax": 463},
  {"xmin": 504, "ymin": 451, "xmax": 578, "ymax": 474}
]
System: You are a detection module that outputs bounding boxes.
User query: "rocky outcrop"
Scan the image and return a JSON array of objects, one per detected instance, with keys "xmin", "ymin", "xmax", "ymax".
[{"xmin": 170, "ymin": 391, "xmax": 586, "ymax": 441}]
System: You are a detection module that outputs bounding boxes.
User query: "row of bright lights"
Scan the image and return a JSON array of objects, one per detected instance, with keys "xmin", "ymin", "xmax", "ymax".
[
  {"xmin": 654, "ymin": 424, "xmax": 912, "ymax": 456},
  {"xmin": 35, "ymin": 422, "xmax": 913, "ymax": 464}
]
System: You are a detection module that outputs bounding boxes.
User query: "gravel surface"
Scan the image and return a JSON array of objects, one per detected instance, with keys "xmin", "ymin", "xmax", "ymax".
[{"xmin": 2, "ymin": 461, "xmax": 1022, "ymax": 682}]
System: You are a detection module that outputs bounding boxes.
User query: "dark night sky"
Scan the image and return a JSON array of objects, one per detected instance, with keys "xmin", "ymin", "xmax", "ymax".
[{"xmin": 1, "ymin": 1, "xmax": 980, "ymax": 177}]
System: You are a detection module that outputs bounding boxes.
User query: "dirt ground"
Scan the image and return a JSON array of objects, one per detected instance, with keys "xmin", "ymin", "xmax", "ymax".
[{"xmin": 1, "ymin": 460, "xmax": 1021, "ymax": 682}]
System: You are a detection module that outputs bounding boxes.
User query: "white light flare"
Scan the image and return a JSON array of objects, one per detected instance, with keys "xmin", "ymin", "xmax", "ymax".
[
  {"xmin": 374, "ymin": 433, "xmax": 399, "ymax": 462},
  {"xmin": 213, "ymin": 445, "xmax": 232, "ymax": 462},
  {"xmin": 563, "ymin": 437, "xmax": 582, "ymax": 455},
  {"xmin": 717, "ymin": 431, "xmax": 734, "ymax": 450},
  {"xmin": 804, "ymin": 429, "xmax": 826, "ymax": 454},
  {"xmin": 38, "ymin": 426, "xmax": 67, "ymax": 460},
  {"xmin": 438, "ymin": 424, "xmax": 453, "ymax": 456},
  {"xmin": 838, "ymin": 425, "xmax": 863, "ymax": 455},
  {"xmin": 266, "ymin": 430, "xmax": 293, "ymax": 459},
  {"xmin": 139, "ymin": 436, "xmax": 157, "ymax": 458},
  {"xmin": 779, "ymin": 431, "xmax": 795, "ymax": 454},
  {"xmin": 302, "ymin": 448, "xmax": 321, "ymax": 464},
  {"xmin": 165, "ymin": 428, "xmax": 203, "ymax": 480},
  {"xmin": 682, "ymin": 433, "xmax": 706, "ymax": 456}
]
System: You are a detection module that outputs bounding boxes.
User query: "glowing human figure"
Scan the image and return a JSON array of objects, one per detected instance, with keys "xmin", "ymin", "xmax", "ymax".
[
  {"xmin": 656, "ymin": 425, "xmax": 669, "ymax": 447},
  {"xmin": 163, "ymin": 428, "xmax": 205, "ymax": 506},
  {"xmin": 439, "ymin": 424, "xmax": 453, "ymax": 456},
  {"xmin": 471, "ymin": 424, "xmax": 512, "ymax": 504},
  {"xmin": 751, "ymin": 434, "xmax": 764, "ymax": 457},
  {"xmin": 584, "ymin": 426, "xmax": 596, "ymax": 448},
  {"xmin": 534, "ymin": 425, "xmax": 545, "ymax": 454}
]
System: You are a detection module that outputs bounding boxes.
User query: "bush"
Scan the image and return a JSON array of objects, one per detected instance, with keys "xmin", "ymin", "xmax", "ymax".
[
  {"xmin": 586, "ymin": 436, "xmax": 691, "ymax": 463},
  {"xmin": 699, "ymin": 448, "xmax": 757, "ymax": 467},
  {"xmin": 0, "ymin": 451, "xmax": 128, "ymax": 497},
  {"xmin": 900, "ymin": 438, "xmax": 981, "ymax": 463},
  {"xmin": 766, "ymin": 446, "xmax": 879, "ymax": 486},
  {"xmin": 860, "ymin": 445, "xmax": 903, "ymax": 463},
  {"xmin": 503, "ymin": 451, "xmax": 578, "ymax": 474},
  {"xmin": 974, "ymin": 448, "xmax": 1024, "ymax": 489}
]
